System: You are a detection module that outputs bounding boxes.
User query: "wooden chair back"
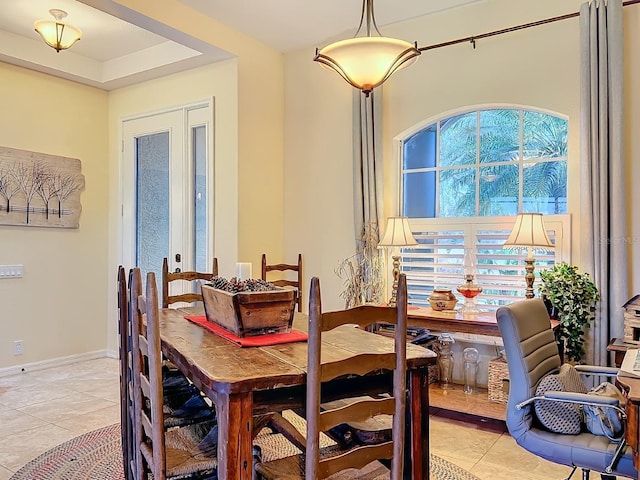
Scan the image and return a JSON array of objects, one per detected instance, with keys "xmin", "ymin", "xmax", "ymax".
[
  {"xmin": 305, "ymin": 274, "xmax": 408, "ymax": 479},
  {"xmin": 162, "ymin": 257, "xmax": 219, "ymax": 308},
  {"xmin": 117, "ymin": 266, "xmax": 135, "ymax": 480},
  {"xmin": 131, "ymin": 268, "xmax": 167, "ymax": 478},
  {"xmin": 261, "ymin": 253, "xmax": 303, "ymax": 312}
]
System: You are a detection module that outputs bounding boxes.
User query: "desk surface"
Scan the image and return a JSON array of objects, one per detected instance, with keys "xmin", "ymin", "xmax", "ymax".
[
  {"xmin": 408, "ymin": 306, "xmax": 500, "ymax": 336},
  {"xmin": 408, "ymin": 306, "xmax": 560, "ymax": 337}
]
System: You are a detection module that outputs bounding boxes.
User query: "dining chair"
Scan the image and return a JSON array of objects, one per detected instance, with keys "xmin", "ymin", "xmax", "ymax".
[
  {"xmin": 131, "ymin": 269, "xmax": 219, "ymax": 480},
  {"xmin": 162, "ymin": 257, "xmax": 219, "ymax": 308},
  {"xmin": 254, "ymin": 274, "xmax": 408, "ymax": 479},
  {"xmin": 117, "ymin": 266, "xmax": 136, "ymax": 480},
  {"xmin": 129, "ymin": 268, "xmax": 216, "ymax": 429},
  {"xmin": 261, "ymin": 253, "xmax": 303, "ymax": 312}
]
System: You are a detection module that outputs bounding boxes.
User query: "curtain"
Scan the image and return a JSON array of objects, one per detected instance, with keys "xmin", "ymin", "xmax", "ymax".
[
  {"xmin": 353, "ymin": 90, "xmax": 383, "ymax": 240},
  {"xmin": 348, "ymin": 89, "xmax": 384, "ymax": 306},
  {"xmin": 579, "ymin": 0, "xmax": 628, "ymax": 366}
]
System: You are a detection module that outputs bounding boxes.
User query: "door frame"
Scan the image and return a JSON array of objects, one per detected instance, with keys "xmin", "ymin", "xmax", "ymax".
[{"xmin": 118, "ymin": 99, "xmax": 218, "ymax": 277}]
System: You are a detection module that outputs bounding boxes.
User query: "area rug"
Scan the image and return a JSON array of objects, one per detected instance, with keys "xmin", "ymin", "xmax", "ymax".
[{"xmin": 10, "ymin": 423, "xmax": 481, "ymax": 480}]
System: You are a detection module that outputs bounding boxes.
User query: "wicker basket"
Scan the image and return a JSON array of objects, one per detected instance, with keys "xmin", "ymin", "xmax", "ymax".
[{"xmin": 488, "ymin": 356, "xmax": 510, "ymax": 405}]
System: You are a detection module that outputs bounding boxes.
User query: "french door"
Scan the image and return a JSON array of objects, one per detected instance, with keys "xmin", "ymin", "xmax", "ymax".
[{"xmin": 121, "ymin": 103, "xmax": 212, "ymax": 298}]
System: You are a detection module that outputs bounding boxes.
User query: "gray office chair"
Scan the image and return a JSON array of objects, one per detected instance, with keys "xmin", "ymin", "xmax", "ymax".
[{"xmin": 496, "ymin": 298, "xmax": 637, "ymax": 480}]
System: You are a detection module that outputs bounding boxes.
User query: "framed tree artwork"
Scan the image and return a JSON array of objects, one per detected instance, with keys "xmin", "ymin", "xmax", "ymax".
[{"xmin": 0, "ymin": 146, "xmax": 85, "ymax": 228}]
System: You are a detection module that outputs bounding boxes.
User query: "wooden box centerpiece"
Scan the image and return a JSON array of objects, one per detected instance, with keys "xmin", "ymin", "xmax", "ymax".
[{"xmin": 201, "ymin": 283, "xmax": 297, "ymax": 337}]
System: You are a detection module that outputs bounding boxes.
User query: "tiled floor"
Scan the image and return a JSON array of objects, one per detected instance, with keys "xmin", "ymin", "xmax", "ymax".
[{"xmin": 0, "ymin": 358, "xmax": 568, "ymax": 480}]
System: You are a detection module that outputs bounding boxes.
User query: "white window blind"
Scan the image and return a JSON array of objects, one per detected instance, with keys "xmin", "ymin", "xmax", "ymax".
[{"xmin": 399, "ymin": 215, "xmax": 570, "ymax": 310}]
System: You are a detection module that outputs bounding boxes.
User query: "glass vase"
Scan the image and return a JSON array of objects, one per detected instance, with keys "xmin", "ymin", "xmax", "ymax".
[{"xmin": 438, "ymin": 333, "xmax": 456, "ymax": 390}]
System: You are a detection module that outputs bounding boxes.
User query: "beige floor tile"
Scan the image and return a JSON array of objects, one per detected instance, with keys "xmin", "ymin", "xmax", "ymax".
[
  {"xmin": 56, "ymin": 377, "xmax": 120, "ymax": 403},
  {"xmin": 0, "ymin": 465, "xmax": 12, "ymax": 480},
  {"xmin": 0, "ymin": 423, "xmax": 76, "ymax": 471},
  {"xmin": 0, "ymin": 409, "xmax": 50, "ymax": 436},
  {"xmin": 16, "ymin": 394, "xmax": 116, "ymax": 424},
  {"xmin": 0, "ymin": 373, "xmax": 41, "ymax": 389},
  {"xmin": 54, "ymin": 404, "xmax": 121, "ymax": 435},
  {"xmin": 66, "ymin": 358, "xmax": 119, "ymax": 379},
  {"xmin": 22, "ymin": 367, "xmax": 81, "ymax": 384},
  {"xmin": 0, "ymin": 382, "xmax": 77, "ymax": 409},
  {"xmin": 471, "ymin": 433, "xmax": 570, "ymax": 479},
  {"xmin": 429, "ymin": 414, "xmax": 502, "ymax": 464}
]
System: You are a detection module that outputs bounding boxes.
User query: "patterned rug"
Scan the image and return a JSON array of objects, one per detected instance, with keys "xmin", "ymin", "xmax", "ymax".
[{"xmin": 10, "ymin": 423, "xmax": 481, "ymax": 480}]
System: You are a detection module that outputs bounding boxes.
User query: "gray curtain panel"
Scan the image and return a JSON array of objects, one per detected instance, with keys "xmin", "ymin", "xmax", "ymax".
[
  {"xmin": 579, "ymin": 0, "xmax": 628, "ymax": 366},
  {"xmin": 352, "ymin": 89, "xmax": 384, "ymax": 242}
]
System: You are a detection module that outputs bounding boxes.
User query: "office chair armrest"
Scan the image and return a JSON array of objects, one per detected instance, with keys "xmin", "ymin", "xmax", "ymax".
[
  {"xmin": 517, "ymin": 390, "xmax": 624, "ymax": 414},
  {"xmin": 574, "ymin": 365, "xmax": 619, "ymax": 377}
]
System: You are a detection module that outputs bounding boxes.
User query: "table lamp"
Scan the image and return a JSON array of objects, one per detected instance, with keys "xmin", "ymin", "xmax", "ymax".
[
  {"xmin": 503, "ymin": 213, "xmax": 554, "ymax": 299},
  {"xmin": 378, "ymin": 217, "xmax": 418, "ymax": 307}
]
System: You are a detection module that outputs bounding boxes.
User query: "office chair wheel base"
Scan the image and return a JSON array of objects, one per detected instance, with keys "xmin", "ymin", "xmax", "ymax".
[{"xmin": 600, "ymin": 476, "xmax": 615, "ymax": 480}]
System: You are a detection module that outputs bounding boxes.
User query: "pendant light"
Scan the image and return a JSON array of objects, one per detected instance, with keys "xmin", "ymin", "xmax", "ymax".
[
  {"xmin": 314, "ymin": 0, "xmax": 420, "ymax": 96},
  {"xmin": 34, "ymin": 9, "xmax": 82, "ymax": 53}
]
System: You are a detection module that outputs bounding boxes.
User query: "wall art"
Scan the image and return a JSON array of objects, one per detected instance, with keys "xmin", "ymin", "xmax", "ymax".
[{"xmin": 0, "ymin": 146, "xmax": 85, "ymax": 228}]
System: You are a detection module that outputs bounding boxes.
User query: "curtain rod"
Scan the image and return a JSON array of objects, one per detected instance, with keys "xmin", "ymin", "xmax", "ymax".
[{"xmin": 418, "ymin": 0, "xmax": 640, "ymax": 52}]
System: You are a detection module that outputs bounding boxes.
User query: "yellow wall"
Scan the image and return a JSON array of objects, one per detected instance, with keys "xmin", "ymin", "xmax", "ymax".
[
  {"xmin": 0, "ymin": 63, "xmax": 109, "ymax": 367},
  {"xmin": 0, "ymin": 0, "xmax": 286, "ymax": 366},
  {"xmin": 2, "ymin": 0, "xmax": 638, "ymax": 367},
  {"xmin": 112, "ymin": 0, "xmax": 286, "ymax": 271},
  {"xmin": 106, "ymin": 60, "xmax": 243, "ymax": 351},
  {"xmin": 283, "ymin": 0, "xmax": 640, "ymax": 311}
]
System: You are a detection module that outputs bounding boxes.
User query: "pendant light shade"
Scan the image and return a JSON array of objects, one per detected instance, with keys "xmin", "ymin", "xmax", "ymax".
[
  {"xmin": 314, "ymin": 0, "xmax": 420, "ymax": 96},
  {"xmin": 34, "ymin": 9, "xmax": 82, "ymax": 53}
]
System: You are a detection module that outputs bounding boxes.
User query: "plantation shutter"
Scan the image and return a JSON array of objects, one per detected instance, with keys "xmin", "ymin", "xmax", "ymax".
[{"xmin": 400, "ymin": 215, "xmax": 570, "ymax": 310}]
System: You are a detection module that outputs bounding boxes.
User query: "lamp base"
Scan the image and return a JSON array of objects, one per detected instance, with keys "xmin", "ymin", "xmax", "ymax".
[
  {"xmin": 388, "ymin": 255, "xmax": 400, "ymax": 307},
  {"xmin": 524, "ymin": 258, "xmax": 535, "ymax": 299}
]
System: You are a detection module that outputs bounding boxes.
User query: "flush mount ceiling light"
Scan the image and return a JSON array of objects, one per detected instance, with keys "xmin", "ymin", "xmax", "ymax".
[
  {"xmin": 314, "ymin": 0, "xmax": 420, "ymax": 96},
  {"xmin": 34, "ymin": 9, "xmax": 82, "ymax": 53}
]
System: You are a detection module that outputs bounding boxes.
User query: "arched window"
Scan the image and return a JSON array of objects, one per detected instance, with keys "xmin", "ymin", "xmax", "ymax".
[{"xmin": 399, "ymin": 106, "xmax": 570, "ymax": 309}]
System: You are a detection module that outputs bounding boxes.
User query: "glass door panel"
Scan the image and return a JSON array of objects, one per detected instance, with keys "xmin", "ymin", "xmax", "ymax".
[
  {"xmin": 136, "ymin": 132, "xmax": 170, "ymax": 282},
  {"xmin": 122, "ymin": 104, "xmax": 211, "ymax": 303}
]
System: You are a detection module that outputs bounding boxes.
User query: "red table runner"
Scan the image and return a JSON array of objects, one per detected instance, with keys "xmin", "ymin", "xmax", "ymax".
[{"xmin": 184, "ymin": 315, "xmax": 307, "ymax": 347}]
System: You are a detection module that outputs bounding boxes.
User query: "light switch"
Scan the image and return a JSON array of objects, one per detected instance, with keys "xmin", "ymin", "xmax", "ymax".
[{"xmin": 0, "ymin": 265, "xmax": 23, "ymax": 278}]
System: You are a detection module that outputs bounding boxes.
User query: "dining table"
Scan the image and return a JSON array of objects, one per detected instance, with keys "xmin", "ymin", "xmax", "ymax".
[{"xmin": 158, "ymin": 306, "xmax": 437, "ymax": 480}]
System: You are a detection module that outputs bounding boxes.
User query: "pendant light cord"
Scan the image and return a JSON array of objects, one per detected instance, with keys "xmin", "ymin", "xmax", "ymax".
[{"xmin": 354, "ymin": 0, "xmax": 383, "ymax": 38}]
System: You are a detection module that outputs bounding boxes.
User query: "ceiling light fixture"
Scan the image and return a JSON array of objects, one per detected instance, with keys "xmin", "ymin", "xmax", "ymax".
[
  {"xmin": 34, "ymin": 9, "xmax": 82, "ymax": 53},
  {"xmin": 314, "ymin": 0, "xmax": 420, "ymax": 96}
]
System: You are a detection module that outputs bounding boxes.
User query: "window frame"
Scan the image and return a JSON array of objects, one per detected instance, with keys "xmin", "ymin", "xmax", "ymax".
[
  {"xmin": 392, "ymin": 104, "xmax": 571, "ymax": 309},
  {"xmin": 396, "ymin": 104, "xmax": 569, "ymax": 219}
]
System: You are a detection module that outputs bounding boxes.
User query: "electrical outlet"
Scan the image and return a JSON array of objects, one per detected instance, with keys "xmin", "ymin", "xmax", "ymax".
[{"xmin": 13, "ymin": 340, "xmax": 23, "ymax": 356}]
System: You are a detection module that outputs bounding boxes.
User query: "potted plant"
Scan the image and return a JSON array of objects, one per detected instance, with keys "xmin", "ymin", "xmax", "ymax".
[{"xmin": 538, "ymin": 262, "xmax": 600, "ymax": 363}]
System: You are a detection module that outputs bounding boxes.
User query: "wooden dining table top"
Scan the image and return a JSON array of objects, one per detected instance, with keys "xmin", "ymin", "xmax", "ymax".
[{"xmin": 158, "ymin": 307, "xmax": 437, "ymax": 396}]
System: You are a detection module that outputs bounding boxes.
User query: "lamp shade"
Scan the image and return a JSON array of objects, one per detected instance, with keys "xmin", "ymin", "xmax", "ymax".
[
  {"xmin": 315, "ymin": 37, "xmax": 419, "ymax": 95},
  {"xmin": 503, "ymin": 213, "xmax": 554, "ymax": 250},
  {"xmin": 378, "ymin": 217, "xmax": 418, "ymax": 247},
  {"xmin": 34, "ymin": 9, "xmax": 82, "ymax": 53},
  {"xmin": 314, "ymin": 0, "xmax": 420, "ymax": 96}
]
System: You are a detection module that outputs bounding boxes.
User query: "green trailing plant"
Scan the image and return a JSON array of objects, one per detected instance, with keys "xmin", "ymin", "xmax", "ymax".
[
  {"xmin": 538, "ymin": 262, "xmax": 600, "ymax": 363},
  {"xmin": 335, "ymin": 222, "xmax": 385, "ymax": 308}
]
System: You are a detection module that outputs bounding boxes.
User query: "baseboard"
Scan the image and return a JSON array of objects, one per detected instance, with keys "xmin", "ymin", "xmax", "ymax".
[{"xmin": 0, "ymin": 350, "xmax": 111, "ymax": 377}]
